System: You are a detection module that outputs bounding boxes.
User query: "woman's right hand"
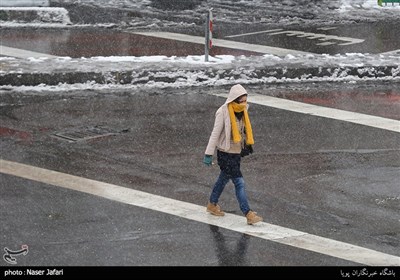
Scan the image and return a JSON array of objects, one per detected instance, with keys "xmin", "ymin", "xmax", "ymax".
[{"xmin": 203, "ymin": 155, "xmax": 213, "ymax": 166}]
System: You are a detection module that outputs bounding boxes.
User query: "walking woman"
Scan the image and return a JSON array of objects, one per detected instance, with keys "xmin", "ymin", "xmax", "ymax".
[{"xmin": 203, "ymin": 84, "xmax": 263, "ymax": 225}]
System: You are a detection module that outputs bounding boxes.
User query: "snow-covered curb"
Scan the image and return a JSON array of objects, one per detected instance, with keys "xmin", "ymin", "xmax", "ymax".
[
  {"xmin": 0, "ymin": 7, "xmax": 71, "ymax": 24},
  {"xmin": 1, "ymin": 64, "xmax": 399, "ymax": 88},
  {"xmin": 1, "ymin": 54, "xmax": 399, "ymax": 88}
]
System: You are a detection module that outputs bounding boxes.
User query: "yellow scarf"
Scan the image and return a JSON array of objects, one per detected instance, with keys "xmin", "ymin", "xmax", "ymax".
[{"xmin": 228, "ymin": 102, "xmax": 254, "ymax": 145}]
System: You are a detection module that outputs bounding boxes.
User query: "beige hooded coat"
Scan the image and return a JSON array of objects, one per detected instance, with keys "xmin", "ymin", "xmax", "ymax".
[{"xmin": 205, "ymin": 84, "xmax": 248, "ymax": 156}]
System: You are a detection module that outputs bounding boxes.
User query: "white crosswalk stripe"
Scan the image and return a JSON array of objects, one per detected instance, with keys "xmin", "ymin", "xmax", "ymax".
[{"xmin": 1, "ymin": 159, "xmax": 399, "ymax": 266}]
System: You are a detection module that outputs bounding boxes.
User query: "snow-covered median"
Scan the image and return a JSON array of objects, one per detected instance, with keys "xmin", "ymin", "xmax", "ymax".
[
  {"xmin": 0, "ymin": 7, "xmax": 71, "ymax": 25},
  {"xmin": 0, "ymin": 54, "xmax": 399, "ymax": 90}
]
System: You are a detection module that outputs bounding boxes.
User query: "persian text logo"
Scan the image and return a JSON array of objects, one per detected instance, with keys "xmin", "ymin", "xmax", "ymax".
[{"xmin": 3, "ymin": 245, "xmax": 29, "ymax": 265}]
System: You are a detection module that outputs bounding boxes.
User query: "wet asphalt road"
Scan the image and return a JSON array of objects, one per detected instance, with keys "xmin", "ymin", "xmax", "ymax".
[
  {"xmin": 1, "ymin": 7, "xmax": 400, "ymax": 269},
  {"xmin": 0, "ymin": 27, "xmax": 260, "ymax": 58},
  {"xmin": 1, "ymin": 83, "xmax": 399, "ymax": 266},
  {"xmin": 212, "ymin": 20, "xmax": 400, "ymax": 55},
  {"xmin": 0, "ymin": 20, "xmax": 399, "ymax": 57}
]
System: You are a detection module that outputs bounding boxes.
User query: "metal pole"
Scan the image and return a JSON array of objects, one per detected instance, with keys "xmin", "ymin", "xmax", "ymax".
[{"xmin": 205, "ymin": 11, "xmax": 210, "ymax": 62}]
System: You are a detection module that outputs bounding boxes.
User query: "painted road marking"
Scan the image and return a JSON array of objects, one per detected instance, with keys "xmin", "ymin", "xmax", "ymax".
[
  {"xmin": 224, "ymin": 29, "xmax": 364, "ymax": 46},
  {"xmin": 1, "ymin": 159, "xmax": 399, "ymax": 266},
  {"xmin": 225, "ymin": 29, "xmax": 283, "ymax": 38},
  {"xmin": 0, "ymin": 45, "xmax": 57, "ymax": 58},
  {"xmin": 266, "ymin": 30, "xmax": 364, "ymax": 46},
  {"xmin": 212, "ymin": 93, "xmax": 400, "ymax": 133},
  {"xmin": 317, "ymin": 27, "xmax": 338, "ymax": 31},
  {"xmin": 380, "ymin": 49, "xmax": 400, "ymax": 55},
  {"xmin": 317, "ymin": 42, "xmax": 337, "ymax": 46},
  {"xmin": 132, "ymin": 31, "xmax": 313, "ymax": 56}
]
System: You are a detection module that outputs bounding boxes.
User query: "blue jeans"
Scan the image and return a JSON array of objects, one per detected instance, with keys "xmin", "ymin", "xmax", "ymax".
[{"xmin": 209, "ymin": 171, "xmax": 250, "ymax": 215}]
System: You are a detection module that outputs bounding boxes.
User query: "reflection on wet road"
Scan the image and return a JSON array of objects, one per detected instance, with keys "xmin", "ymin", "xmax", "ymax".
[{"xmin": 209, "ymin": 225, "xmax": 250, "ymax": 266}]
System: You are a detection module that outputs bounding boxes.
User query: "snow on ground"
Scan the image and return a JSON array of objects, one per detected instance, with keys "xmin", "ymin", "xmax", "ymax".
[
  {"xmin": 1, "ymin": 53, "xmax": 399, "ymax": 91},
  {"xmin": 0, "ymin": 0, "xmax": 399, "ymax": 90},
  {"xmin": 0, "ymin": 7, "xmax": 71, "ymax": 25},
  {"xmin": 1, "ymin": 0, "xmax": 399, "ymax": 28}
]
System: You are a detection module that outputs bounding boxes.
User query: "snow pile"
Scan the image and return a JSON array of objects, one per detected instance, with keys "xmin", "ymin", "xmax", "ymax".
[
  {"xmin": 0, "ymin": 7, "xmax": 71, "ymax": 25},
  {"xmin": 1, "ymin": 0, "xmax": 399, "ymax": 28},
  {"xmin": 1, "ymin": 53, "xmax": 399, "ymax": 90},
  {"xmin": 0, "ymin": 0, "xmax": 398, "ymax": 90}
]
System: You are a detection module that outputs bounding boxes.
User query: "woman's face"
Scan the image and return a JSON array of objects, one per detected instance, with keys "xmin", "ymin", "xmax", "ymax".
[{"xmin": 235, "ymin": 95, "xmax": 247, "ymax": 104}]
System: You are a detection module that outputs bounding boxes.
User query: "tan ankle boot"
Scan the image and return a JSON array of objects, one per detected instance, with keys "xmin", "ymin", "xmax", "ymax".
[
  {"xmin": 246, "ymin": 210, "xmax": 262, "ymax": 225},
  {"xmin": 206, "ymin": 202, "xmax": 225, "ymax": 216}
]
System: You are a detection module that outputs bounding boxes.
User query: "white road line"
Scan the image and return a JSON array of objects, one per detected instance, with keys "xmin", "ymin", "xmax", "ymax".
[
  {"xmin": 380, "ymin": 49, "xmax": 400, "ymax": 55},
  {"xmin": 0, "ymin": 45, "xmax": 57, "ymax": 58},
  {"xmin": 317, "ymin": 27, "xmax": 337, "ymax": 31},
  {"xmin": 1, "ymin": 159, "xmax": 399, "ymax": 266},
  {"xmin": 225, "ymin": 29, "xmax": 283, "ymax": 38},
  {"xmin": 317, "ymin": 42, "xmax": 336, "ymax": 46},
  {"xmin": 264, "ymin": 30, "xmax": 364, "ymax": 46},
  {"xmin": 132, "ymin": 31, "xmax": 313, "ymax": 56},
  {"xmin": 212, "ymin": 93, "xmax": 400, "ymax": 133}
]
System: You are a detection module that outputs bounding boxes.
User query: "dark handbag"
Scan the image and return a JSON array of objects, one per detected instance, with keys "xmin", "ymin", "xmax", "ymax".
[{"xmin": 240, "ymin": 145, "xmax": 253, "ymax": 157}]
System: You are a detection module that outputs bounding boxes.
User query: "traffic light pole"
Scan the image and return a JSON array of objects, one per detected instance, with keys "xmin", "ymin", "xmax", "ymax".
[{"xmin": 205, "ymin": 9, "xmax": 212, "ymax": 62}]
